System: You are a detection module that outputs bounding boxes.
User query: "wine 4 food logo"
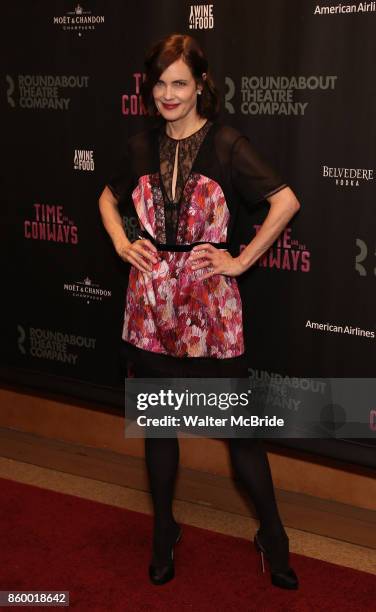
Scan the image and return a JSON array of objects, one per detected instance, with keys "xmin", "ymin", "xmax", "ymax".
[
  {"xmin": 323, "ymin": 165, "xmax": 373, "ymax": 188},
  {"xmin": 63, "ymin": 277, "xmax": 112, "ymax": 304},
  {"xmin": 74, "ymin": 149, "xmax": 94, "ymax": 171},
  {"xmin": 53, "ymin": 3, "xmax": 105, "ymax": 37},
  {"xmin": 24, "ymin": 204, "xmax": 78, "ymax": 244},
  {"xmin": 122, "ymin": 73, "xmax": 147, "ymax": 116},
  {"xmin": 5, "ymin": 74, "xmax": 89, "ymax": 110},
  {"xmin": 240, "ymin": 226, "xmax": 310, "ymax": 272},
  {"xmin": 314, "ymin": 2, "xmax": 376, "ymax": 16},
  {"xmin": 17, "ymin": 324, "xmax": 96, "ymax": 365},
  {"xmin": 225, "ymin": 75, "xmax": 338, "ymax": 115},
  {"xmin": 355, "ymin": 238, "xmax": 376, "ymax": 277},
  {"xmin": 189, "ymin": 4, "xmax": 214, "ymax": 29}
]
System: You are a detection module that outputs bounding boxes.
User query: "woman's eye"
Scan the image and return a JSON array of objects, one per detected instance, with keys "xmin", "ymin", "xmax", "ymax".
[{"xmin": 155, "ymin": 80, "xmax": 185, "ymax": 86}]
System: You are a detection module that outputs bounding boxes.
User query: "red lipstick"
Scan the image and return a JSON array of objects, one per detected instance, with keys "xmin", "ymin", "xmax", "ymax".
[{"xmin": 162, "ymin": 103, "xmax": 180, "ymax": 110}]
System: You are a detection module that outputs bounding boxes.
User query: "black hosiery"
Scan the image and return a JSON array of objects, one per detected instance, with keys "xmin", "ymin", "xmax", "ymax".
[
  {"xmin": 228, "ymin": 437, "xmax": 289, "ymax": 570},
  {"xmin": 130, "ymin": 360, "xmax": 181, "ymax": 564},
  {"xmin": 145, "ymin": 435, "xmax": 179, "ymax": 528},
  {"xmin": 145, "ymin": 434, "xmax": 180, "ymax": 564}
]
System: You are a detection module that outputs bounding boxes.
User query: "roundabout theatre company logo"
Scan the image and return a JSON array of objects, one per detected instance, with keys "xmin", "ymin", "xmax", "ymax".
[
  {"xmin": 225, "ymin": 75, "xmax": 338, "ymax": 115},
  {"xmin": 17, "ymin": 324, "xmax": 96, "ymax": 365},
  {"xmin": 6, "ymin": 74, "xmax": 89, "ymax": 110}
]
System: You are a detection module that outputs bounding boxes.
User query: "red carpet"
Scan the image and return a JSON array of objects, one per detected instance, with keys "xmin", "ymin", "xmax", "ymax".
[{"xmin": 0, "ymin": 476, "xmax": 375, "ymax": 611}]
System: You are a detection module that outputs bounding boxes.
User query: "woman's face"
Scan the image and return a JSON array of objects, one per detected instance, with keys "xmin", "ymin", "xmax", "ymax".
[{"xmin": 152, "ymin": 57, "xmax": 202, "ymax": 121}]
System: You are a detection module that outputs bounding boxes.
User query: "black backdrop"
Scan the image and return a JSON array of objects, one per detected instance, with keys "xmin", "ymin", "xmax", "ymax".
[{"xmin": 1, "ymin": 1, "xmax": 375, "ymax": 467}]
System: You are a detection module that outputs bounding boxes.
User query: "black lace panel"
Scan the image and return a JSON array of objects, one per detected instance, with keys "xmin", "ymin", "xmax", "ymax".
[{"xmin": 158, "ymin": 120, "xmax": 212, "ymax": 243}]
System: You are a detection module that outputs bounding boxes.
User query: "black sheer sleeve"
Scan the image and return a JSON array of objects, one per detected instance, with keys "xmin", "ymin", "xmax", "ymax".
[
  {"xmin": 106, "ymin": 145, "xmax": 133, "ymax": 204},
  {"xmin": 231, "ymin": 135, "xmax": 287, "ymax": 206}
]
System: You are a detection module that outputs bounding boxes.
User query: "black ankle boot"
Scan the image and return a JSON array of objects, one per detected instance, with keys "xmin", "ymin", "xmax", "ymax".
[
  {"xmin": 254, "ymin": 529, "xmax": 299, "ymax": 589},
  {"xmin": 149, "ymin": 522, "xmax": 182, "ymax": 585}
]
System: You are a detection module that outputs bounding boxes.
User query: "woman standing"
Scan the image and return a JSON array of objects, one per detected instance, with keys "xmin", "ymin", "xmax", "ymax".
[{"xmin": 99, "ymin": 33, "xmax": 301, "ymax": 589}]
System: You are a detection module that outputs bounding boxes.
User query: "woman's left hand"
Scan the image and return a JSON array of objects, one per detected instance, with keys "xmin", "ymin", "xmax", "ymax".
[{"xmin": 187, "ymin": 244, "xmax": 246, "ymax": 280}]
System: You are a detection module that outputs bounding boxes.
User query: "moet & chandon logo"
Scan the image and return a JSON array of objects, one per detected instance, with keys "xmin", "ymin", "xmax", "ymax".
[
  {"xmin": 53, "ymin": 3, "xmax": 105, "ymax": 37},
  {"xmin": 63, "ymin": 277, "xmax": 112, "ymax": 304}
]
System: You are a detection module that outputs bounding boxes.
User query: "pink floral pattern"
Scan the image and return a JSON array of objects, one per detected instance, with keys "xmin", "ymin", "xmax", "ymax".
[{"xmin": 122, "ymin": 172, "xmax": 245, "ymax": 358}]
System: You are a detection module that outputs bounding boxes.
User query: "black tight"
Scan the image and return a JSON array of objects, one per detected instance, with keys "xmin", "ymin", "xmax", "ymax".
[
  {"xmin": 227, "ymin": 437, "xmax": 285, "ymax": 536},
  {"xmin": 144, "ymin": 435, "xmax": 180, "ymax": 529},
  {"xmin": 144, "ymin": 433, "xmax": 286, "ymax": 539},
  {"xmin": 130, "ymin": 357, "xmax": 287, "ymax": 563}
]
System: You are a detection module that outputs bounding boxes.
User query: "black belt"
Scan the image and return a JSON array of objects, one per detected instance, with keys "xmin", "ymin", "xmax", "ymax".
[{"xmin": 138, "ymin": 229, "xmax": 229, "ymax": 252}]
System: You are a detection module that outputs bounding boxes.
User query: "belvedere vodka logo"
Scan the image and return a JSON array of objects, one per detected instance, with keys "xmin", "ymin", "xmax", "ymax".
[
  {"xmin": 74, "ymin": 149, "xmax": 94, "ymax": 171},
  {"xmin": 225, "ymin": 75, "xmax": 338, "ymax": 115},
  {"xmin": 53, "ymin": 3, "xmax": 105, "ymax": 37},
  {"xmin": 17, "ymin": 324, "xmax": 96, "ymax": 364},
  {"xmin": 322, "ymin": 165, "xmax": 373, "ymax": 187},
  {"xmin": 5, "ymin": 74, "xmax": 89, "ymax": 110},
  {"xmin": 314, "ymin": 2, "xmax": 376, "ymax": 15},
  {"xmin": 24, "ymin": 203, "xmax": 78, "ymax": 244},
  {"xmin": 189, "ymin": 4, "xmax": 214, "ymax": 29},
  {"xmin": 122, "ymin": 73, "xmax": 147, "ymax": 116}
]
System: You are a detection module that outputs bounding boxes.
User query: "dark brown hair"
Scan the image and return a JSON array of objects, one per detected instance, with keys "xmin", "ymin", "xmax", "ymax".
[{"xmin": 141, "ymin": 33, "xmax": 220, "ymax": 120}]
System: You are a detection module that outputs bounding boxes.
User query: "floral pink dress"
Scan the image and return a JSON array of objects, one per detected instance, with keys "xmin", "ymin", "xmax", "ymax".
[{"xmin": 106, "ymin": 119, "xmax": 287, "ymax": 377}]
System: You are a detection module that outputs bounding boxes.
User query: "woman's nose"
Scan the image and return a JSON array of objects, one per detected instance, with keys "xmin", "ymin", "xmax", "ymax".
[{"xmin": 164, "ymin": 85, "xmax": 174, "ymax": 99}]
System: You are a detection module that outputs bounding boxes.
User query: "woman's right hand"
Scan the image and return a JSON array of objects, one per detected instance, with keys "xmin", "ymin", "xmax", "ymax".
[{"xmin": 114, "ymin": 238, "xmax": 160, "ymax": 274}]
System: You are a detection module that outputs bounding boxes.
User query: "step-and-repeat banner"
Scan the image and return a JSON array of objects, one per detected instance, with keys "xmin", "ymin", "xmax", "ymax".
[{"xmin": 2, "ymin": 2, "xmax": 375, "ymax": 465}]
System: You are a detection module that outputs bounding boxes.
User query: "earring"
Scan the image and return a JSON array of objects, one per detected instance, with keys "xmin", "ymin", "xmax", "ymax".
[{"xmin": 197, "ymin": 90, "xmax": 202, "ymax": 95}]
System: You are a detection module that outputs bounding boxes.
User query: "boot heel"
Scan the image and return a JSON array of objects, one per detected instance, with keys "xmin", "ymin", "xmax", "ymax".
[
  {"xmin": 253, "ymin": 535, "xmax": 265, "ymax": 573},
  {"xmin": 259, "ymin": 549, "xmax": 266, "ymax": 573},
  {"xmin": 149, "ymin": 525, "xmax": 182, "ymax": 585},
  {"xmin": 171, "ymin": 528, "xmax": 182, "ymax": 560},
  {"xmin": 253, "ymin": 530, "xmax": 299, "ymax": 590}
]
